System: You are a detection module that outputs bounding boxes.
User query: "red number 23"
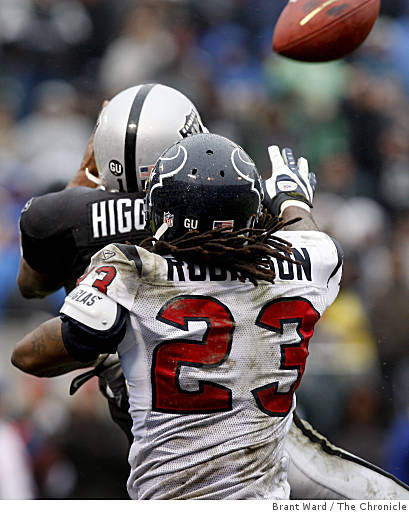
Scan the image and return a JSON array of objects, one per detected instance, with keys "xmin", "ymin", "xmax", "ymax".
[{"xmin": 152, "ymin": 295, "xmax": 319, "ymax": 416}]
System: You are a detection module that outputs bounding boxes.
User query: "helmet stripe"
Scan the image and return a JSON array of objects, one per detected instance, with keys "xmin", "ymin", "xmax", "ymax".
[{"xmin": 124, "ymin": 83, "xmax": 155, "ymax": 192}]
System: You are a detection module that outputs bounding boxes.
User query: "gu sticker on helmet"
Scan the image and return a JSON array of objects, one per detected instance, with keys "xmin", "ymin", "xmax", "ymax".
[
  {"xmin": 184, "ymin": 218, "xmax": 198, "ymax": 230},
  {"xmin": 109, "ymin": 160, "xmax": 123, "ymax": 176},
  {"xmin": 163, "ymin": 212, "xmax": 174, "ymax": 227}
]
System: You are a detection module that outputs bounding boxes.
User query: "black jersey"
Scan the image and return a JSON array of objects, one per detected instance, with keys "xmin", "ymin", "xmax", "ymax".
[{"xmin": 20, "ymin": 186, "xmax": 149, "ymax": 293}]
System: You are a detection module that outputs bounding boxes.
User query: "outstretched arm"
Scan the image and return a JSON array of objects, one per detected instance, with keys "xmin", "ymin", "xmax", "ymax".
[
  {"xmin": 262, "ymin": 145, "xmax": 319, "ymax": 231},
  {"xmin": 65, "ymin": 130, "xmax": 99, "ymax": 189},
  {"xmin": 65, "ymin": 100, "xmax": 109, "ymax": 189},
  {"xmin": 281, "ymin": 206, "xmax": 319, "ymax": 231},
  {"xmin": 11, "ymin": 317, "xmax": 94, "ymax": 377},
  {"xmin": 13, "ymin": 278, "xmax": 127, "ymax": 377}
]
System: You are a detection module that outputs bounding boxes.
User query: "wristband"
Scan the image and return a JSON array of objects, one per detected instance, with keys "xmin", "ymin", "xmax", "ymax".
[
  {"xmin": 268, "ymin": 192, "xmax": 313, "ymax": 217},
  {"xmin": 280, "ymin": 199, "xmax": 311, "ymax": 216}
]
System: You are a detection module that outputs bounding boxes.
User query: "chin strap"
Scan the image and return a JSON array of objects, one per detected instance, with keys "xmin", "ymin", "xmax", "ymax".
[
  {"xmin": 85, "ymin": 167, "xmax": 104, "ymax": 188},
  {"xmin": 153, "ymin": 222, "xmax": 169, "ymax": 242}
]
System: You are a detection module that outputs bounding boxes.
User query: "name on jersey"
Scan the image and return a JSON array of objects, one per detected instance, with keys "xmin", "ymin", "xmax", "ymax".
[
  {"xmin": 69, "ymin": 288, "xmax": 103, "ymax": 306},
  {"xmin": 91, "ymin": 198, "xmax": 145, "ymax": 238},
  {"xmin": 165, "ymin": 248, "xmax": 312, "ymax": 282}
]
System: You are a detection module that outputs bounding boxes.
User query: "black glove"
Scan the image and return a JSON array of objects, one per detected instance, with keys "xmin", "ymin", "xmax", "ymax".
[{"xmin": 70, "ymin": 354, "xmax": 133, "ymax": 446}]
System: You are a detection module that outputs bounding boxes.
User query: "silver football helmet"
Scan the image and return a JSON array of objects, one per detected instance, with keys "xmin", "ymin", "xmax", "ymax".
[{"xmin": 93, "ymin": 84, "xmax": 208, "ymax": 193}]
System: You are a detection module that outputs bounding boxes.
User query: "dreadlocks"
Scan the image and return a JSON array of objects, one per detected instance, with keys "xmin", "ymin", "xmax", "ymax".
[{"xmin": 140, "ymin": 211, "xmax": 301, "ymax": 286}]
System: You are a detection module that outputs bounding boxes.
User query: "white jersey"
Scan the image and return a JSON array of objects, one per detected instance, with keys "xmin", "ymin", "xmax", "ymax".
[{"xmin": 61, "ymin": 230, "xmax": 342, "ymax": 500}]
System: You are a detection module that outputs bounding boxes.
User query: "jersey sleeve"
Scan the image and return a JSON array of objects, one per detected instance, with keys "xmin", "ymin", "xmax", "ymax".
[
  {"xmin": 58, "ymin": 242, "xmax": 152, "ymax": 361},
  {"xmin": 325, "ymin": 236, "xmax": 343, "ymax": 308},
  {"xmin": 308, "ymin": 233, "xmax": 343, "ymax": 308},
  {"xmin": 74, "ymin": 243, "xmax": 146, "ymax": 309},
  {"xmin": 60, "ymin": 284, "xmax": 128, "ymax": 362},
  {"xmin": 277, "ymin": 230, "xmax": 343, "ymax": 308},
  {"xmin": 19, "ymin": 190, "xmax": 77, "ymax": 276},
  {"xmin": 58, "ymin": 242, "xmax": 141, "ymax": 361}
]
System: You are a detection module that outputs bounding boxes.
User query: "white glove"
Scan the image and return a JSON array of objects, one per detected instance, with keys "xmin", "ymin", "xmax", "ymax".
[{"xmin": 262, "ymin": 146, "xmax": 317, "ymax": 217}]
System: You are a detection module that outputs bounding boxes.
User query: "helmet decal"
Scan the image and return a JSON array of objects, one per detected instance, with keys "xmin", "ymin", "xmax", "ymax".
[
  {"xmin": 179, "ymin": 108, "xmax": 205, "ymax": 138},
  {"xmin": 213, "ymin": 220, "xmax": 234, "ymax": 230},
  {"xmin": 109, "ymin": 160, "xmax": 123, "ymax": 176},
  {"xmin": 163, "ymin": 212, "xmax": 174, "ymax": 227},
  {"xmin": 21, "ymin": 198, "xmax": 33, "ymax": 213},
  {"xmin": 148, "ymin": 145, "xmax": 188, "ymax": 207},
  {"xmin": 184, "ymin": 218, "xmax": 199, "ymax": 230},
  {"xmin": 124, "ymin": 83, "xmax": 155, "ymax": 193},
  {"xmin": 231, "ymin": 148, "xmax": 262, "ymax": 203},
  {"xmin": 139, "ymin": 165, "xmax": 154, "ymax": 181}
]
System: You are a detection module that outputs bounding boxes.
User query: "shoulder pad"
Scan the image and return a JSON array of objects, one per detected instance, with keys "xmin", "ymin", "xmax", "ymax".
[
  {"xmin": 116, "ymin": 243, "xmax": 170, "ymax": 283},
  {"xmin": 60, "ymin": 284, "xmax": 119, "ymax": 332}
]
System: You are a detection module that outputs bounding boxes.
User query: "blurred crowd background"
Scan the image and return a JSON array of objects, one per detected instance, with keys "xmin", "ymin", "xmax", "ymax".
[{"xmin": 0, "ymin": 0, "xmax": 409, "ymax": 499}]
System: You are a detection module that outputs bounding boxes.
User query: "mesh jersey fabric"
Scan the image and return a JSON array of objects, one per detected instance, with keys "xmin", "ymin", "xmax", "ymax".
[{"xmin": 65, "ymin": 229, "xmax": 342, "ymax": 499}]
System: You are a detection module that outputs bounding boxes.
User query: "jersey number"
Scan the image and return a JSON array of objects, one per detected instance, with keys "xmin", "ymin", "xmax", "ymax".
[
  {"xmin": 152, "ymin": 295, "xmax": 319, "ymax": 416},
  {"xmin": 91, "ymin": 266, "xmax": 117, "ymax": 294},
  {"xmin": 76, "ymin": 266, "xmax": 117, "ymax": 294}
]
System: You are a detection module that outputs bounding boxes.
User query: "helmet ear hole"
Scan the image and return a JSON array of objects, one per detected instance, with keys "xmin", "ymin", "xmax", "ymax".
[
  {"xmin": 206, "ymin": 150, "xmax": 213, "ymax": 155},
  {"xmin": 220, "ymin": 170, "xmax": 225, "ymax": 177}
]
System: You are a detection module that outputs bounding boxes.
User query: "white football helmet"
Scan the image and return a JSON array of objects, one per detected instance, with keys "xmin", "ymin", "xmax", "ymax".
[{"xmin": 93, "ymin": 84, "xmax": 208, "ymax": 193}]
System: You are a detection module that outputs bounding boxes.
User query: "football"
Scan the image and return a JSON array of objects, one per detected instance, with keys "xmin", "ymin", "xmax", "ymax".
[{"xmin": 273, "ymin": 0, "xmax": 381, "ymax": 62}]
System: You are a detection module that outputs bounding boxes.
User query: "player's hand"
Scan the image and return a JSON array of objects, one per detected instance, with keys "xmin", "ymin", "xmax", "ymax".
[
  {"xmin": 69, "ymin": 354, "xmax": 133, "ymax": 444},
  {"xmin": 262, "ymin": 146, "xmax": 317, "ymax": 217},
  {"xmin": 65, "ymin": 100, "xmax": 109, "ymax": 189},
  {"xmin": 69, "ymin": 353, "xmax": 119, "ymax": 394}
]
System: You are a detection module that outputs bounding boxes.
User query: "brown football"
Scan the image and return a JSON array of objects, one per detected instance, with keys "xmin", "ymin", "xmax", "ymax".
[{"xmin": 273, "ymin": 0, "xmax": 381, "ymax": 62}]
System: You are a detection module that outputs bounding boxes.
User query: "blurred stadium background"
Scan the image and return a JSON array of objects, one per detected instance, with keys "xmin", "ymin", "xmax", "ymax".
[{"xmin": 0, "ymin": 0, "xmax": 409, "ymax": 499}]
